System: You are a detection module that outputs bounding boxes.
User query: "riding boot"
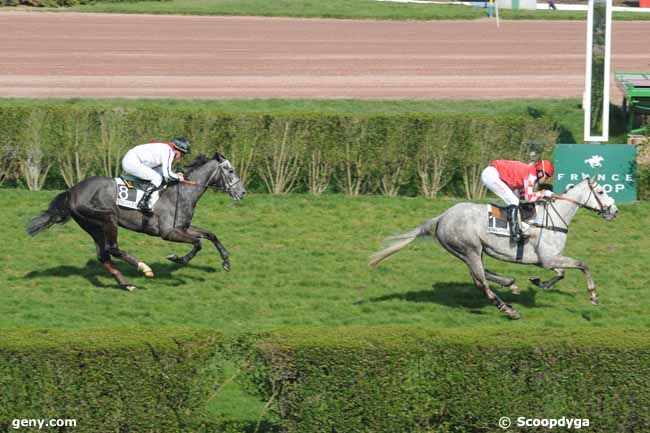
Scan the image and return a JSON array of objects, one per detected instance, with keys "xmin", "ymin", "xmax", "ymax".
[
  {"xmin": 507, "ymin": 205, "xmax": 522, "ymax": 242},
  {"xmin": 138, "ymin": 183, "xmax": 159, "ymax": 213}
]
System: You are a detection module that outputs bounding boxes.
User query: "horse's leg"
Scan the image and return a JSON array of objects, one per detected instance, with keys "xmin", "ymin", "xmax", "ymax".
[
  {"xmin": 463, "ymin": 252, "xmax": 521, "ymax": 320},
  {"xmin": 539, "ymin": 256, "xmax": 597, "ymax": 304},
  {"xmin": 108, "ymin": 246, "xmax": 154, "ymax": 278},
  {"xmin": 166, "ymin": 243, "xmax": 202, "ymax": 266},
  {"xmin": 484, "ymin": 269, "xmax": 519, "ymax": 294},
  {"xmin": 103, "ymin": 214, "xmax": 154, "ymax": 278},
  {"xmin": 161, "ymin": 229, "xmax": 202, "ymax": 266},
  {"xmin": 74, "ymin": 216, "xmax": 135, "ymax": 291},
  {"xmin": 183, "ymin": 226, "xmax": 230, "ymax": 271},
  {"xmin": 529, "ymin": 268, "xmax": 565, "ymax": 290}
]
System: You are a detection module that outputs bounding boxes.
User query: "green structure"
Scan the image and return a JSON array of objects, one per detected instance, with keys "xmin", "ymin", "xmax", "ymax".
[
  {"xmin": 554, "ymin": 143, "xmax": 637, "ymax": 203},
  {"xmin": 616, "ymin": 71, "xmax": 650, "ymax": 136}
]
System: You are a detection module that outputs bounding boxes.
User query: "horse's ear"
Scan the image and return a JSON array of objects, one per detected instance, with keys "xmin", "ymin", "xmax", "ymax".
[{"xmin": 213, "ymin": 152, "xmax": 225, "ymax": 162}]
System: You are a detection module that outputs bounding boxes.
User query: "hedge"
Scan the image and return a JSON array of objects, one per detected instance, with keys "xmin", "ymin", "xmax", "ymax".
[
  {"xmin": 0, "ymin": 328, "xmax": 219, "ymax": 433},
  {"xmin": 0, "ymin": 101, "xmax": 558, "ymax": 197},
  {"xmin": 3, "ymin": 326, "xmax": 650, "ymax": 432},
  {"xmin": 245, "ymin": 327, "xmax": 650, "ymax": 433}
]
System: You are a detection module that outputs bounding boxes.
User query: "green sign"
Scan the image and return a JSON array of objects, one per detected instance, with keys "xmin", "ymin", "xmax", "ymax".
[{"xmin": 553, "ymin": 143, "xmax": 637, "ymax": 203}]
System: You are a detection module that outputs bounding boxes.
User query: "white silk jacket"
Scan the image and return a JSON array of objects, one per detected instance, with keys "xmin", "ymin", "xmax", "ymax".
[{"xmin": 125, "ymin": 142, "xmax": 181, "ymax": 181}]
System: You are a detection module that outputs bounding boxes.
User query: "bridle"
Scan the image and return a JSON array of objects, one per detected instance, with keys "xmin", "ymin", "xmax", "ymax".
[
  {"xmin": 531, "ymin": 179, "xmax": 613, "ymax": 234},
  {"xmin": 181, "ymin": 160, "xmax": 242, "ymax": 195},
  {"xmin": 216, "ymin": 161, "xmax": 244, "ymax": 195},
  {"xmin": 551, "ymin": 179, "xmax": 611, "ymax": 216}
]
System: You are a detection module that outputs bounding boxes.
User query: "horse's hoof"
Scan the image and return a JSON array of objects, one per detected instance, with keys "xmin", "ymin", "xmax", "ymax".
[
  {"xmin": 167, "ymin": 254, "xmax": 185, "ymax": 265},
  {"xmin": 138, "ymin": 262, "xmax": 154, "ymax": 278},
  {"xmin": 510, "ymin": 284, "xmax": 520, "ymax": 295},
  {"xmin": 591, "ymin": 298, "xmax": 599, "ymax": 306},
  {"xmin": 499, "ymin": 303, "xmax": 521, "ymax": 320},
  {"xmin": 222, "ymin": 261, "xmax": 231, "ymax": 272},
  {"xmin": 121, "ymin": 284, "xmax": 136, "ymax": 292}
]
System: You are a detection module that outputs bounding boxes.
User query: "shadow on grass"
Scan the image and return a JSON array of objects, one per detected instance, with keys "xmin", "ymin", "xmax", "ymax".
[
  {"xmin": 362, "ymin": 281, "xmax": 549, "ymax": 312},
  {"xmin": 24, "ymin": 259, "xmax": 218, "ymax": 290}
]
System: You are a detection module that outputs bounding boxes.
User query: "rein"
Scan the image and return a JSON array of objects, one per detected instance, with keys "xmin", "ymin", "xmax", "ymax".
[
  {"xmin": 180, "ymin": 162, "xmax": 225, "ymax": 191},
  {"xmin": 550, "ymin": 194, "xmax": 581, "ymax": 206},
  {"xmin": 180, "ymin": 161, "xmax": 241, "ymax": 193},
  {"xmin": 530, "ymin": 200, "xmax": 569, "ymax": 234},
  {"xmin": 170, "ymin": 162, "xmax": 225, "ymax": 229},
  {"xmin": 550, "ymin": 180, "xmax": 609, "ymax": 215},
  {"xmin": 181, "ymin": 179, "xmax": 223, "ymax": 191},
  {"xmin": 530, "ymin": 181, "xmax": 610, "ymax": 234}
]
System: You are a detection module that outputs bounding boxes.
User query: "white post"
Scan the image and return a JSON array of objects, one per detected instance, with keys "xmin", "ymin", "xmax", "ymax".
[
  {"xmin": 583, "ymin": 0, "xmax": 612, "ymax": 142},
  {"xmin": 495, "ymin": 0, "xmax": 500, "ymax": 28}
]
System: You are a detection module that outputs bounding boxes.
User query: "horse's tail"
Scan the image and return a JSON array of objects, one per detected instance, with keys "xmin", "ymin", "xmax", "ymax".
[
  {"xmin": 369, "ymin": 215, "xmax": 441, "ymax": 268},
  {"xmin": 26, "ymin": 191, "xmax": 71, "ymax": 237}
]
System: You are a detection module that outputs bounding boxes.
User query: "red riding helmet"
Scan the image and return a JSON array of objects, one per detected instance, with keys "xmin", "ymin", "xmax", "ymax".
[{"xmin": 534, "ymin": 159, "xmax": 554, "ymax": 177}]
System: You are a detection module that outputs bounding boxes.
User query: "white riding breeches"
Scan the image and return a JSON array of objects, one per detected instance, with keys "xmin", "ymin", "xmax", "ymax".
[
  {"xmin": 122, "ymin": 153, "xmax": 163, "ymax": 187},
  {"xmin": 481, "ymin": 166, "xmax": 520, "ymax": 206}
]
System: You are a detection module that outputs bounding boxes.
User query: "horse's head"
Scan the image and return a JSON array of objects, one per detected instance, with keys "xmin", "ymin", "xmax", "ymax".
[
  {"xmin": 211, "ymin": 152, "xmax": 246, "ymax": 201},
  {"xmin": 567, "ymin": 178, "xmax": 618, "ymax": 221}
]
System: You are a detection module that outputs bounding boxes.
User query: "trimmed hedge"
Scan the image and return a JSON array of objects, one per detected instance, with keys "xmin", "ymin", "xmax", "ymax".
[
  {"xmin": 637, "ymin": 134, "xmax": 650, "ymax": 200},
  {"xmin": 246, "ymin": 327, "xmax": 650, "ymax": 433},
  {"xmin": 0, "ymin": 328, "xmax": 219, "ymax": 433},
  {"xmin": 3, "ymin": 326, "xmax": 650, "ymax": 432},
  {"xmin": 0, "ymin": 101, "xmax": 557, "ymax": 196}
]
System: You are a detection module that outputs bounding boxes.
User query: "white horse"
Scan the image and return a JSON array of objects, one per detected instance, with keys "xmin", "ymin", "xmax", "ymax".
[{"xmin": 369, "ymin": 178, "xmax": 618, "ymax": 320}]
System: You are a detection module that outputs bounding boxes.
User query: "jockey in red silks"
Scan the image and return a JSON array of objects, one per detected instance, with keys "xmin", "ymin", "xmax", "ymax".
[
  {"xmin": 121, "ymin": 137, "xmax": 190, "ymax": 212},
  {"xmin": 480, "ymin": 159, "xmax": 554, "ymax": 241}
]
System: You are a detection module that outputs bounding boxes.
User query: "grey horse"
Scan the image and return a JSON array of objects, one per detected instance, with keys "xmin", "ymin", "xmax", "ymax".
[
  {"xmin": 369, "ymin": 178, "xmax": 618, "ymax": 319},
  {"xmin": 26, "ymin": 152, "xmax": 246, "ymax": 291}
]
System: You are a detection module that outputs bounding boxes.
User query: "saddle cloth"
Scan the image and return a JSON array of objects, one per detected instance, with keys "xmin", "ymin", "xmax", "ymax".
[
  {"xmin": 487, "ymin": 203, "xmax": 536, "ymax": 237},
  {"xmin": 114, "ymin": 176, "xmax": 161, "ymax": 210}
]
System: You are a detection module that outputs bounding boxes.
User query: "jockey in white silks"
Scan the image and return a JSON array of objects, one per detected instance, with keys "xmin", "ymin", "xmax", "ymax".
[
  {"xmin": 480, "ymin": 159, "xmax": 554, "ymax": 241},
  {"xmin": 121, "ymin": 137, "xmax": 190, "ymax": 212}
]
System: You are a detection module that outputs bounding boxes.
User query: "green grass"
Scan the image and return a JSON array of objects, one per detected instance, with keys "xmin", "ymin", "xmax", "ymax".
[
  {"xmin": 3, "ymin": 189, "xmax": 649, "ymax": 425},
  {"xmin": 50, "ymin": 0, "xmax": 650, "ymax": 21},
  {"xmin": 3, "ymin": 189, "xmax": 649, "ymax": 332},
  {"xmin": 68, "ymin": 0, "xmax": 486, "ymax": 19}
]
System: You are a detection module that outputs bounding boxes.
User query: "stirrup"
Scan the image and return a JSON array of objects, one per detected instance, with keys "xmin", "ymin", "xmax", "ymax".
[
  {"xmin": 511, "ymin": 229, "xmax": 528, "ymax": 242},
  {"xmin": 138, "ymin": 199, "xmax": 153, "ymax": 213},
  {"xmin": 509, "ymin": 224, "xmax": 520, "ymax": 241}
]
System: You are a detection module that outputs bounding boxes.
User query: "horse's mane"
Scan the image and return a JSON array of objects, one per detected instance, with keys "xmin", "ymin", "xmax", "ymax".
[{"xmin": 184, "ymin": 154, "xmax": 211, "ymax": 174}]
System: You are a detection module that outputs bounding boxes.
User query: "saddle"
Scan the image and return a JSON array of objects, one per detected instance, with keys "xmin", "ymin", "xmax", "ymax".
[
  {"xmin": 119, "ymin": 174, "xmax": 152, "ymax": 191},
  {"xmin": 114, "ymin": 175, "xmax": 162, "ymax": 211},
  {"xmin": 487, "ymin": 202, "xmax": 536, "ymax": 237},
  {"xmin": 490, "ymin": 202, "xmax": 536, "ymax": 221}
]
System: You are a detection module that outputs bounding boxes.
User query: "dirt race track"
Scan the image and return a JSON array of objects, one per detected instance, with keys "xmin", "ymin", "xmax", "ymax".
[{"xmin": 0, "ymin": 11, "xmax": 649, "ymax": 100}]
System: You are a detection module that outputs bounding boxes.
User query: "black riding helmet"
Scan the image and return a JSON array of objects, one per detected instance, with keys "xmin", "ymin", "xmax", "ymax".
[{"xmin": 171, "ymin": 137, "xmax": 191, "ymax": 154}]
